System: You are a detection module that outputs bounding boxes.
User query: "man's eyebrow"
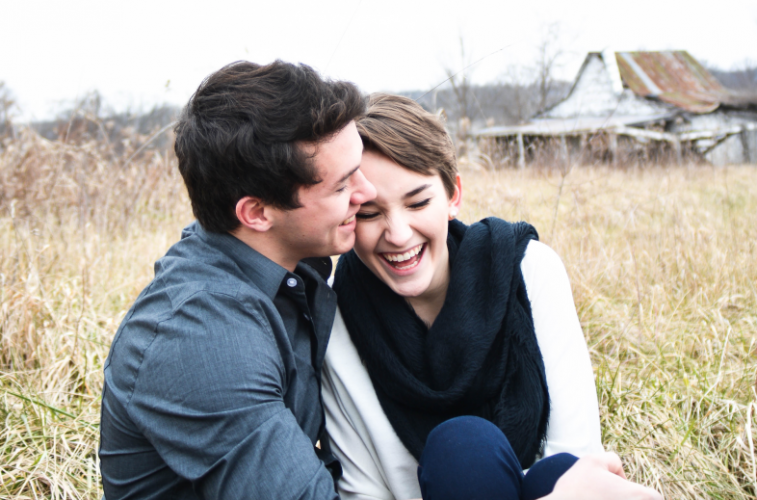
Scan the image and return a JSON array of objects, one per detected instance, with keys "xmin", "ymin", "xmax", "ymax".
[
  {"xmin": 403, "ymin": 184, "xmax": 431, "ymax": 199},
  {"xmin": 334, "ymin": 165, "xmax": 361, "ymax": 187}
]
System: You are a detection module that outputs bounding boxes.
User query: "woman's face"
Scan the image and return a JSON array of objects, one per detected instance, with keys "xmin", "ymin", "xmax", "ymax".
[{"xmin": 353, "ymin": 150, "xmax": 461, "ymax": 300}]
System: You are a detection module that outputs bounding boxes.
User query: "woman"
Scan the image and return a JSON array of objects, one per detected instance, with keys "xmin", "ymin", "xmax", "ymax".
[{"xmin": 321, "ymin": 94, "xmax": 603, "ymax": 500}]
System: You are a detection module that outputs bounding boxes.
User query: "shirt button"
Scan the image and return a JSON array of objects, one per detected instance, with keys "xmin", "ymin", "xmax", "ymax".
[
  {"xmin": 303, "ymin": 313, "xmax": 311, "ymax": 321},
  {"xmin": 286, "ymin": 278, "xmax": 297, "ymax": 288}
]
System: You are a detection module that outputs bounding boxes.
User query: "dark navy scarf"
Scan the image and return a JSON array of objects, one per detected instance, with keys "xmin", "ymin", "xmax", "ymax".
[{"xmin": 333, "ymin": 217, "xmax": 549, "ymax": 469}]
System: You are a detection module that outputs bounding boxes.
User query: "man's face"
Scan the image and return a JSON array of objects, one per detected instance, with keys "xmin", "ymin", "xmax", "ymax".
[{"xmin": 273, "ymin": 121, "xmax": 376, "ymax": 263}]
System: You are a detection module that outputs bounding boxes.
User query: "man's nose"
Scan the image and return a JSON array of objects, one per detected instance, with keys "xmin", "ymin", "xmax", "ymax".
[{"xmin": 350, "ymin": 169, "xmax": 376, "ymax": 205}]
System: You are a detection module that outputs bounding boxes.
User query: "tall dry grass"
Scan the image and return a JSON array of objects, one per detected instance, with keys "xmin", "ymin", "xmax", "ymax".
[
  {"xmin": 0, "ymin": 128, "xmax": 755, "ymax": 499},
  {"xmin": 0, "ymin": 127, "xmax": 191, "ymax": 499},
  {"xmin": 462, "ymin": 161, "xmax": 757, "ymax": 498}
]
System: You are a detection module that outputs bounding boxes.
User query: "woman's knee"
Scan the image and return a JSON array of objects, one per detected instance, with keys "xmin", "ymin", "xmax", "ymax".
[
  {"xmin": 425, "ymin": 416, "xmax": 508, "ymax": 450},
  {"xmin": 418, "ymin": 416, "xmax": 523, "ymax": 500}
]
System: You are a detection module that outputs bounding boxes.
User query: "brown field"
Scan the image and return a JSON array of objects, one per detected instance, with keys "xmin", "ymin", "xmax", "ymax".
[{"xmin": 1, "ymin": 129, "xmax": 756, "ymax": 499}]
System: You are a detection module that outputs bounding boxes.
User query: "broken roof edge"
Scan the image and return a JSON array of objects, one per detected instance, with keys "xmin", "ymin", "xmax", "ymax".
[
  {"xmin": 718, "ymin": 90, "xmax": 757, "ymax": 110},
  {"xmin": 473, "ymin": 113, "xmax": 676, "ymax": 138}
]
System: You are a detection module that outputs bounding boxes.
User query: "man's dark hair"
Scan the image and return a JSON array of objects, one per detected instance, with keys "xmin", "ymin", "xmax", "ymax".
[{"xmin": 174, "ymin": 60, "xmax": 365, "ymax": 233}]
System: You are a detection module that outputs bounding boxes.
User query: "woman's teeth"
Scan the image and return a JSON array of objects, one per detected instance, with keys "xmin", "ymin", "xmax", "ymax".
[
  {"xmin": 382, "ymin": 244, "xmax": 423, "ymax": 264},
  {"xmin": 340, "ymin": 215, "xmax": 355, "ymax": 226}
]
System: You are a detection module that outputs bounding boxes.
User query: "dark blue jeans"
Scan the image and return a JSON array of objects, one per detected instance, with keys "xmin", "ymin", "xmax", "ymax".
[{"xmin": 417, "ymin": 416, "xmax": 578, "ymax": 500}]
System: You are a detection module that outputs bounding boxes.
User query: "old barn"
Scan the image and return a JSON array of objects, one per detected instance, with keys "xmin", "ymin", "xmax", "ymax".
[{"xmin": 476, "ymin": 51, "xmax": 757, "ymax": 167}]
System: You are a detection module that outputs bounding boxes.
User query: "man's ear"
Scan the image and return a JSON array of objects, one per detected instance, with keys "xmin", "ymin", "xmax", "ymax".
[
  {"xmin": 235, "ymin": 196, "xmax": 274, "ymax": 232},
  {"xmin": 448, "ymin": 174, "xmax": 463, "ymax": 220}
]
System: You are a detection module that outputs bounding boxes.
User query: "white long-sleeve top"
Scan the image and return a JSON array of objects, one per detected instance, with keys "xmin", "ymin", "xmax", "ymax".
[{"xmin": 322, "ymin": 240, "xmax": 603, "ymax": 500}]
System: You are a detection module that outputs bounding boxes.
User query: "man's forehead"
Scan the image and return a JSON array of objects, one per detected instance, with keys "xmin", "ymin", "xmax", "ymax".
[{"xmin": 307, "ymin": 124, "xmax": 363, "ymax": 181}]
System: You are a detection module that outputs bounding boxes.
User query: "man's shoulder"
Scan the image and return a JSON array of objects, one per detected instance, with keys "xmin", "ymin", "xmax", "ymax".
[
  {"xmin": 104, "ymin": 229, "xmax": 283, "ymax": 385},
  {"xmin": 123, "ymin": 241, "xmax": 278, "ymax": 338}
]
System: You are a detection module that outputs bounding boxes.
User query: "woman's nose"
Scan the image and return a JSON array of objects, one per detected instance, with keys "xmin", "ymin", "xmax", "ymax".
[{"xmin": 383, "ymin": 214, "xmax": 413, "ymax": 248}]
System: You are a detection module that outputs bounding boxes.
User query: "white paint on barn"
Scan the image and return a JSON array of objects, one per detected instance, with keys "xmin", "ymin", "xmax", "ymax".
[
  {"xmin": 674, "ymin": 111, "xmax": 757, "ymax": 132},
  {"xmin": 543, "ymin": 53, "xmax": 671, "ymax": 120},
  {"xmin": 674, "ymin": 111, "xmax": 757, "ymax": 163},
  {"xmin": 602, "ymin": 48, "xmax": 625, "ymax": 95}
]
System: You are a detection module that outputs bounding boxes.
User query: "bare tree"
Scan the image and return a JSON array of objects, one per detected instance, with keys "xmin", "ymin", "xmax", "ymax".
[
  {"xmin": 534, "ymin": 22, "xmax": 565, "ymax": 114},
  {"xmin": 502, "ymin": 65, "xmax": 537, "ymax": 124},
  {"xmin": 442, "ymin": 35, "xmax": 476, "ymax": 128},
  {"xmin": 0, "ymin": 81, "xmax": 17, "ymax": 138},
  {"xmin": 709, "ymin": 60, "xmax": 757, "ymax": 91},
  {"xmin": 419, "ymin": 25, "xmax": 571, "ymax": 131}
]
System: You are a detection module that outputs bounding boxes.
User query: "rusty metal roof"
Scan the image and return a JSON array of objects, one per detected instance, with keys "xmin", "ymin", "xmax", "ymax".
[{"xmin": 615, "ymin": 51, "xmax": 740, "ymax": 113}]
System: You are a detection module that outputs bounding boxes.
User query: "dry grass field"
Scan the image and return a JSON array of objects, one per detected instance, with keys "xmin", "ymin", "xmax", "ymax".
[{"xmin": 1, "ymin": 128, "xmax": 756, "ymax": 499}]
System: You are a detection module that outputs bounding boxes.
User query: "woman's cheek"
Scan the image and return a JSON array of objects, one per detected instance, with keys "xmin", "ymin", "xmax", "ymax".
[{"xmin": 354, "ymin": 223, "xmax": 377, "ymax": 256}]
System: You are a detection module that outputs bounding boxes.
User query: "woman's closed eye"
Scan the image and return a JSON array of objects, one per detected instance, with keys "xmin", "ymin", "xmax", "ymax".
[
  {"xmin": 408, "ymin": 198, "xmax": 431, "ymax": 210},
  {"xmin": 357, "ymin": 198, "xmax": 431, "ymax": 220},
  {"xmin": 355, "ymin": 211, "xmax": 379, "ymax": 220}
]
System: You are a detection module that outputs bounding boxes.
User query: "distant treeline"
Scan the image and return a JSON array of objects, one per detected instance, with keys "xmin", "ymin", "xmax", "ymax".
[
  {"xmin": 401, "ymin": 80, "xmax": 572, "ymax": 130},
  {"xmin": 29, "ymin": 92, "xmax": 178, "ymax": 154},
  {"xmin": 1, "ymin": 64, "xmax": 755, "ymax": 150},
  {"xmin": 708, "ymin": 65, "xmax": 757, "ymax": 92}
]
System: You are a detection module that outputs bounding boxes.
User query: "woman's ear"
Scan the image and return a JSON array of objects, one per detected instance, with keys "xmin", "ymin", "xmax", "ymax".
[
  {"xmin": 448, "ymin": 174, "xmax": 463, "ymax": 220},
  {"xmin": 235, "ymin": 196, "xmax": 274, "ymax": 232}
]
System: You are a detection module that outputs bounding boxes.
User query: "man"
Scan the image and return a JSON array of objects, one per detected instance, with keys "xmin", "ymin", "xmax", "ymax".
[
  {"xmin": 99, "ymin": 60, "xmax": 375, "ymax": 499},
  {"xmin": 99, "ymin": 60, "xmax": 661, "ymax": 500}
]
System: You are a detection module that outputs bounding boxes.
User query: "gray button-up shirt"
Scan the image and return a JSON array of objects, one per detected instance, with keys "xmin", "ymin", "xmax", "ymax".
[{"xmin": 99, "ymin": 222, "xmax": 339, "ymax": 500}]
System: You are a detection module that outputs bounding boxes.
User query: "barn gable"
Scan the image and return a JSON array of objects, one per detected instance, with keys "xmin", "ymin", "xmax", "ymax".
[{"xmin": 544, "ymin": 52, "xmax": 670, "ymax": 119}]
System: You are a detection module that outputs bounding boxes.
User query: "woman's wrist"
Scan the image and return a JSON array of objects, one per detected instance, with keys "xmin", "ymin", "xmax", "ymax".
[{"xmin": 545, "ymin": 453, "xmax": 663, "ymax": 500}]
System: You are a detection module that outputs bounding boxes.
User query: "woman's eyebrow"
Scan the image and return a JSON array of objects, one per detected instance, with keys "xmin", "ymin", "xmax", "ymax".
[{"xmin": 403, "ymin": 184, "xmax": 431, "ymax": 199}]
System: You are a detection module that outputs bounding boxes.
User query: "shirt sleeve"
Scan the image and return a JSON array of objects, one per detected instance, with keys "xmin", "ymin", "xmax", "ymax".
[
  {"xmin": 322, "ymin": 309, "xmax": 422, "ymax": 500},
  {"xmin": 126, "ymin": 291, "xmax": 339, "ymax": 500},
  {"xmin": 520, "ymin": 240, "xmax": 604, "ymax": 458}
]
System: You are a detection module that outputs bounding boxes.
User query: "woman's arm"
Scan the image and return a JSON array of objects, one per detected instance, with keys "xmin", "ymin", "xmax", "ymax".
[
  {"xmin": 521, "ymin": 240, "xmax": 604, "ymax": 458},
  {"xmin": 322, "ymin": 309, "xmax": 422, "ymax": 500},
  {"xmin": 321, "ymin": 365, "xmax": 392, "ymax": 500}
]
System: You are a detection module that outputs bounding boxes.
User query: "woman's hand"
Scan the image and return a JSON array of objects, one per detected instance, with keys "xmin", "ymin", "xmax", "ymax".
[{"xmin": 545, "ymin": 452, "xmax": 663, "ymax": 500}]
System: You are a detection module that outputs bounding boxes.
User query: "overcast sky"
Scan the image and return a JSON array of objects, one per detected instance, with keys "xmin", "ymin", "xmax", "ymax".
[{"xmin": 2, "ymin": 0, "xmax": 756, "ymax": 121}]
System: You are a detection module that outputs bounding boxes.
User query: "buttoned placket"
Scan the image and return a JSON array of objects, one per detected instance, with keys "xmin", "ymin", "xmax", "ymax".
[
  {"xmin": 279, "ymin": 272, "xmax": 323, "ymax": 385},
  {"xmin": 283, "ymin": 274, "xmax": 315, "ymax": 328},
  {"xmin": 279, "ymin": 267, "xmax": 342, "ymax": 484}
]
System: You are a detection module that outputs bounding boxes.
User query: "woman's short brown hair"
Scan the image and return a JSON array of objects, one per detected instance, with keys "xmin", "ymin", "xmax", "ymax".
[{"xmin": 356, "ymin": 93, "xmax": 457, "ymax": 198}]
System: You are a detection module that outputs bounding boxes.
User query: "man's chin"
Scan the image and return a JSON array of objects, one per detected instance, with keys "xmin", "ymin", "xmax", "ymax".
[{"xmin": 331, "ymin": 235, "xmax": 356, "ymax": 256}]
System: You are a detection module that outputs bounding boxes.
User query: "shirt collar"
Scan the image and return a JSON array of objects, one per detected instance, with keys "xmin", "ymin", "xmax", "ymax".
[{"xmin": 184, "ymin": 221, "xmax": 289, "ymax": 300}]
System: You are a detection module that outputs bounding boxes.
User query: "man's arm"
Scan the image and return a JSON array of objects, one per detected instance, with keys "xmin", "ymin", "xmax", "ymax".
[{"xmin": 125, "ymin": 291, "xmax": 338, "ymax": 500}]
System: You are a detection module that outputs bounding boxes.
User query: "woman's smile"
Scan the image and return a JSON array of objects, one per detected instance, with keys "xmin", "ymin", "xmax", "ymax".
[{"xmin": 379, "ymin": 243, "xmax": 426, "ymax": 272}]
